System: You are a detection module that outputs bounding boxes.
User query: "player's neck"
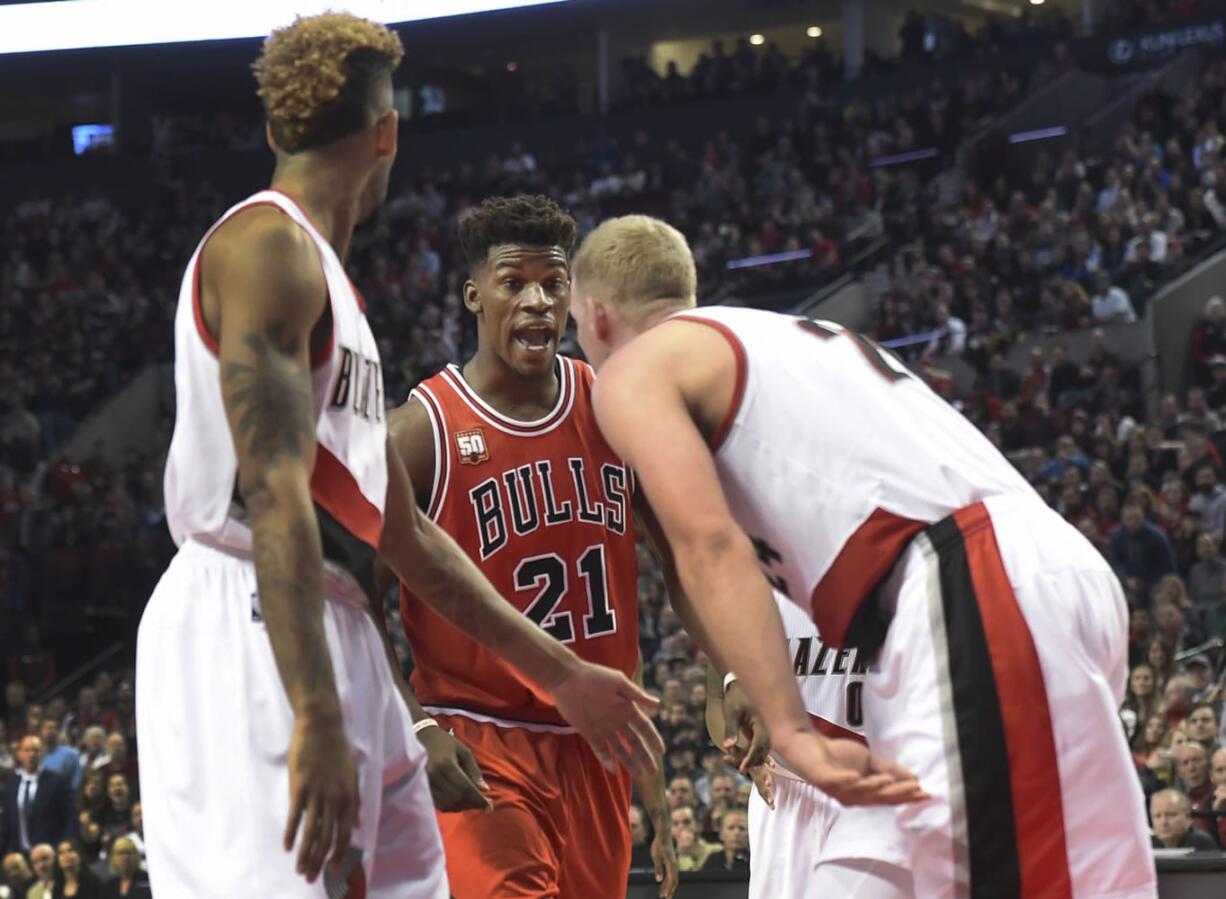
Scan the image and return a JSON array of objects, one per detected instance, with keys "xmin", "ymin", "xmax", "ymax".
[
  {"xmin": 269, "ymin": 160, "xmax": 363, "ymax": 262},
  {"xmin": 460, "ymin": 349, "xmax": 560, "ymax": 421}
]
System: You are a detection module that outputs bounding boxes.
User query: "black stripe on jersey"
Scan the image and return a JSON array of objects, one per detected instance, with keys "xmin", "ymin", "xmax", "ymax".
[{"xmin": 929, "ymin": 514, "xmax": 1021, "ymax": 899}]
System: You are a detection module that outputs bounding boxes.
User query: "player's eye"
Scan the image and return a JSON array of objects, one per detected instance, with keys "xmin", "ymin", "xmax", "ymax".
[{"xmin": 503, "ymin": 278, "xmax": 522, "ymax": 291}]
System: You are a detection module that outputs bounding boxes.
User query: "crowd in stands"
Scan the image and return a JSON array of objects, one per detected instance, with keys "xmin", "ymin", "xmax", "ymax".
[
  {"xmin": 874, "ymin": 55, "xmax": 1226, "ymax": 372},
  {"xmin": 5, "ymin": 18, "xmax": 1226, "ymax": 894},
  {"xmin": 0, "ymin": 667, "xmax": 148, "ymax": 898}
]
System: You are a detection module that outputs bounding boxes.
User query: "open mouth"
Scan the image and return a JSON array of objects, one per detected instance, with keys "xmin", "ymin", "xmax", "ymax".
[{"xmin": 513, "ymin": 326, "xmax": 555, "ymax": 353}]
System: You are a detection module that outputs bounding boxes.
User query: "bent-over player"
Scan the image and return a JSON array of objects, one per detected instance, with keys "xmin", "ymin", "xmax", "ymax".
[{"xmin": 571, "ymin": 215, "xmax": 1156, "ymax": 898}]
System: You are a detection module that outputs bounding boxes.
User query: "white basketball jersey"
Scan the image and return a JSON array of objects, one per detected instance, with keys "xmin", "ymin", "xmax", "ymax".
[
  {"xmin": 673, "ymin": 306, "xmax": 1034, "ymax": 649},
  {"xmin": 164, "ymin": 189, "xmax": 388, "ymax": 558},
  {"xmin": 775, "ymin": 591, "xmax": 867, "ymax": 742}
]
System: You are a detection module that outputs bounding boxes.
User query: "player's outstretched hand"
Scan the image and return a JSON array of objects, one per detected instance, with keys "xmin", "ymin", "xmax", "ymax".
[
  {"xmin": 651, "ymin": 828, "xmax": 680, "ymax": 898},
  {"xmin": 773, "ymin": 728, "xmax": 929, "ymax": 807},
  {"xmin": 283, "ymin": 713, "xmax": 360, "ymax": 884},
  {"xmin": 420, "ymin": 725, "xmax": 493, "ymax": 813},
  {"xmin": 550, "ymin": 659, "xmax": 664, "ymax": 776},
  {"xmin": 720, "ymin": 681, "xmax": 770, "ymax": 772}
]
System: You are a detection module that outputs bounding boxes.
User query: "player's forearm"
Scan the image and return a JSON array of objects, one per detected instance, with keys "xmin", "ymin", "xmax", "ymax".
[
  {"xmin": 704, "ymin": 665, "xmax": 727, "ymax": 747},
  {"xmin": 363, "ymin": 592, "xmax": 428, "ymax": 722},
  {"xmin": 383, "ymin": 514, "xmax": 577, "ymax": 693},
  {"xmin": 246, "ymin": 486, "xmax": 341, "ymax": 721},
  {"xmin": 633, "ymin": 656, "xmax": 670, "ymax": 830},
  {"xmin": 672, "ymin": 531, "xmax": 810, "ymax": 739}
]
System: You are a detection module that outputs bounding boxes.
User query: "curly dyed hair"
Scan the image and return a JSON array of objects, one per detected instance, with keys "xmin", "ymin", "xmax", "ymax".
[
  {"xmin": 253, "ymin": 12, "xmax": 404, "ymax": 154},
  {"xmin": 458, "ymin": 195, "xmax": 578, "ymax": 272}
]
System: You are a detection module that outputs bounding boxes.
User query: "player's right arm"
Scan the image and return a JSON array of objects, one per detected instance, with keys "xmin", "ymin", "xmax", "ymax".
[{"xmin": 208, "ymin": 208, "xmax": 356, "ymax": 884}]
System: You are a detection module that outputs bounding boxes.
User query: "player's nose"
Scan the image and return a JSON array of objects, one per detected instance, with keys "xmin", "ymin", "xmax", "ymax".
[{"xmin": 520, "ymin": 283, "xmax": 554, "ymax": 312}]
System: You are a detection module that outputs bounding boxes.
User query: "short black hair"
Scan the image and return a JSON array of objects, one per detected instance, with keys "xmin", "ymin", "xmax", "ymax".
[{"xmin": 457, "ymin": 195, "xmax": 577, "ymax": 273}]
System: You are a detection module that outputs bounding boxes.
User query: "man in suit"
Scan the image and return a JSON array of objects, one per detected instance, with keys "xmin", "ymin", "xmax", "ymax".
[{"xmin": 2, "ymin": 737, "xmax": 75, "ymax": 854}]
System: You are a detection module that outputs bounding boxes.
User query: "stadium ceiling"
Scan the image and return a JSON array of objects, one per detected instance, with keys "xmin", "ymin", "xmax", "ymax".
[{"xmin": 0, "ymin": 0, "xmax": 573, "ymax": 54}]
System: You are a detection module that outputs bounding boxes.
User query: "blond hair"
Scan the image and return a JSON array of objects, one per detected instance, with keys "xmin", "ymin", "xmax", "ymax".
[
  {"xmin": 572, "ymin": 215, "xmax": 697, "ymax": 322},
  {"xmin": 253, "ymin": 12, "xmax": 404, "ymax": 153}
]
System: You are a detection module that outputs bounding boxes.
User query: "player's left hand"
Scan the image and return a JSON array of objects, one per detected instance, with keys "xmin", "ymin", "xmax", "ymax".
[
  {"xmin": 650, "ymin": 829, "xmax": 679, "ymax": 898},
  {"xmin": 550, "ymin": 659, "xmax": 664, "ymax": 776},
  {"xmin": 721, "ymin": 681, "xmax": 770, "ymax": 772},
  {"xmin": 774, "ymin": 728, "xmax": 929, "ymax": 807}
]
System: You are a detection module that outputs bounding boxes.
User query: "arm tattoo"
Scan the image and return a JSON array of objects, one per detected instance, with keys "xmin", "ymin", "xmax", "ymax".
[{"xmin": 223, "ymin": 324, "xmax": 315, "ymax": 465}]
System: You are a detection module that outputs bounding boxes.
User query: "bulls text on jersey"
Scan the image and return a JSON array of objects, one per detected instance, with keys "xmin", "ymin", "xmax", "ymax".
[
  {"xmin": 469, "ymin": 457, "xmax": 630, "ymax": 560},
  {"xmin": 330, "ymin": 345, "xmax": 384, "ymax": 423}
]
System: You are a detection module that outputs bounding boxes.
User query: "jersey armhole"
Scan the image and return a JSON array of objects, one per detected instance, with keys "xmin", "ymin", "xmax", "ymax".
[
  {"xmin": 191, "ymin": 200, "xmax": 334, "ymax": 366},
  {"xmin": 668, "ymin": 314, "xmax": 747, "ymax": 451},
  {"xmin": 411, "ymin": 385, "xmax": 450, "ymax": 522}
]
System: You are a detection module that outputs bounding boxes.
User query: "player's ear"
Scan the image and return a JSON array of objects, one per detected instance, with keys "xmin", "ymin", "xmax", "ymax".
[
  {"xmin": 593, "ymin": 298, "xmax": 612, "ymax": 342},
  {"xmin": 373, "ymin": 109, "xmax": 398, "ymax": 159},
  {"xmin": 463, "ymin": 279, "xmax": 482, "ymax": 316}
]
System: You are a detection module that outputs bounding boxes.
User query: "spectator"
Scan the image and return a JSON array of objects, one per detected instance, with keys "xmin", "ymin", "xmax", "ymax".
[
  {"xmin": 669, "ymin": 806, "xmax": 719, "ymax": 872},
  {"xmin": 1089, "ymin": 271, "xmax": 1137, "ymax": 324},
  {"xmin": 1149, "ymin": 639, "xmax": 1175, "ymax": 693},
  {"xmin": 36, "ymin": 722, "xmax": 80, "ymax": 792},
  {"xmin": 0, "ymin": 722, "xmax": 12, "ymax": 781},
  {"xmin": 1122, "ymin": 664, "xmax": 1159, "ymax": 740},
  {"xmin": 628, "ymin": 804, "xmax": 651, "ymax": 871},
  {"xmin": 1189, "ymin": 462, "xmax": 1226, "ymax": 540},
  {"xmin": 98, "ymin": 837, "xmax": 148, "ymax": 899},
  {"xmin": 1150, "ymin": 788, "xmax": 1218, "ymax": 849},
  {"xmin": 97, "ymin": 738, "xmax": 133, "ymax": 791},
  {"xmin": 1110, "ymin": 503, "xmax": 1177, "ymax": 592},
  {"xmin": 1, "ymin": 855, "xmax": 32, "ymax": 899},
  {"xmin": 700, "ymin": 773, "xmax": 738, "ymax": 841},
  {"xmin": 1185, "ymin": 703, "xmax": 1220, "ymax": 754},
  {"xmin": 925, "ymin": 303, "xmax": 967, "ymax": 356},
  {"xmin": 665, "ymin": 776, "xmax": 699, "ymax": 814},
  {"xmin": 1183, "ymin": 656, "xmax": 1218, "ymax": 704},
  {"xmin": 27, "ymin": 844, "xmax": 54, "ymax": 899},
  {"xmin": 75, "ymin": 731, "xmax": 106, "ymax": 777},
  {"xmin": 1189, "ymin": 533, "xmax": 1226, "ymax": 611},
  {"xmin": 2, "ymin": 737, "xmax": 76, "ymax": 854},
  {"xmin": 51, "ymin": 840, "xmax": 101, "ymax": 899},
  {"xmin": 1211, "ymin": 747, "xmax": 1226, "ymax": 848},
  {"xmin": 1163, "ymin": 676, "xmax": 1197, "ymax": 727},
  {"xmin": 701, "ymin": 809, "xmax": 750, "ymax": 871},
  {"xmin": 75, "ymin": 772, "xmax": 106, "ymax": 863},
  {"xmin": 96, "ymin": 777, "xmax": 132, "ymax": 854},
  {"xmin": 1156, "ymin": 601, "xmax": 1197, "ymax": 657},
  {"xmin": 1191, "ymin": 296, "xmax": 1226, "ymax": 387},
  {"xmin": 1175, "ymin": 743, "xmax": 1216, "ymax": 840}
]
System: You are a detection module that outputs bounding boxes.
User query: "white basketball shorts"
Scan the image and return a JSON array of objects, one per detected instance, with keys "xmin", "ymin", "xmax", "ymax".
[
  {"xmin": 135, "ymin": 538, "xmax": 448, "ymax": 899},
  {"xmin": 748, "ymin": 768, "xmax": 911, "ymax": 899},
  {"xmin": 864, "ymin": 495, "xmax": 1157, "ymax": 899}
]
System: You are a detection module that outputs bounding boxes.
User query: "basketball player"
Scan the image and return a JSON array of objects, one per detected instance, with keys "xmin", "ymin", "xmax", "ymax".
[
  {"xmin": 379, "ymin": 195, "xmax": 678, "ymax": 898},
  {"xmin": 135, "ymin": 18, "xmax": 661, "ymax": 899},
  {"xmin": 707, "ymin": 592, "xmax": 910, "ymax": 898},
  {"xmin": 569, "ymin": 214, "xmax": 1158, "ymax": 897}
]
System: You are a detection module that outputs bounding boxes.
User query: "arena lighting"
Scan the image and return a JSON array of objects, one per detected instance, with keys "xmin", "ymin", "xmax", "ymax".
[
  {"xmin": 0, "ymin": 0, "xmax": 572, "ymax": 54},
  {"xmin": 1008, "ymin": 126, "xmax": 1067, "ymax": 144},
  {"xmin": 506, "ymin": 61, "xmax": 519, "ymax": 71},
  {"xmin": 749, "ymin": 33, "xmax": 766, "ymax": 46},
  {"xmin": 806, "ymin": 26, "xmax": 823, "ymax": 38},
  {"xmin": 725, "ymin": 248, "xmax": 811, "ymax": 270},
  {"xmin": 868, "ymin": 147, "xmax": 939, "ymax": 168}
]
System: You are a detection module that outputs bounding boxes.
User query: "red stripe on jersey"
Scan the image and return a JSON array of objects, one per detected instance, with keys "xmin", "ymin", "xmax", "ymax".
[
  {"xmin": 413, "ymin": 385, "xmax": 452, "ymax": 521},
  {"xmin": 670, "ymin": 315, "xmax": 746, "ymax": 451},
  {"xmin": 311, "ymin": 444, "xmax": 383, "ymax": 549},
  {"xmin": 954, "ymin": 503, "xmax": 1072, "ymax": 898},
  {"xmin": 809, "ymin": 507, "xmax": 925, "ymax": 648},
  {"xmin": 810, "ymin": 713, "xmax": 867, "ymax": 746}
]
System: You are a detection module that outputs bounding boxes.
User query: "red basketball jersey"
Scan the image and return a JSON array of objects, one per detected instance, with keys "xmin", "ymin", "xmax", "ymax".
[{"xmin": 400, "ymin": 356, "xmax": 640, "ymax": 726}]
